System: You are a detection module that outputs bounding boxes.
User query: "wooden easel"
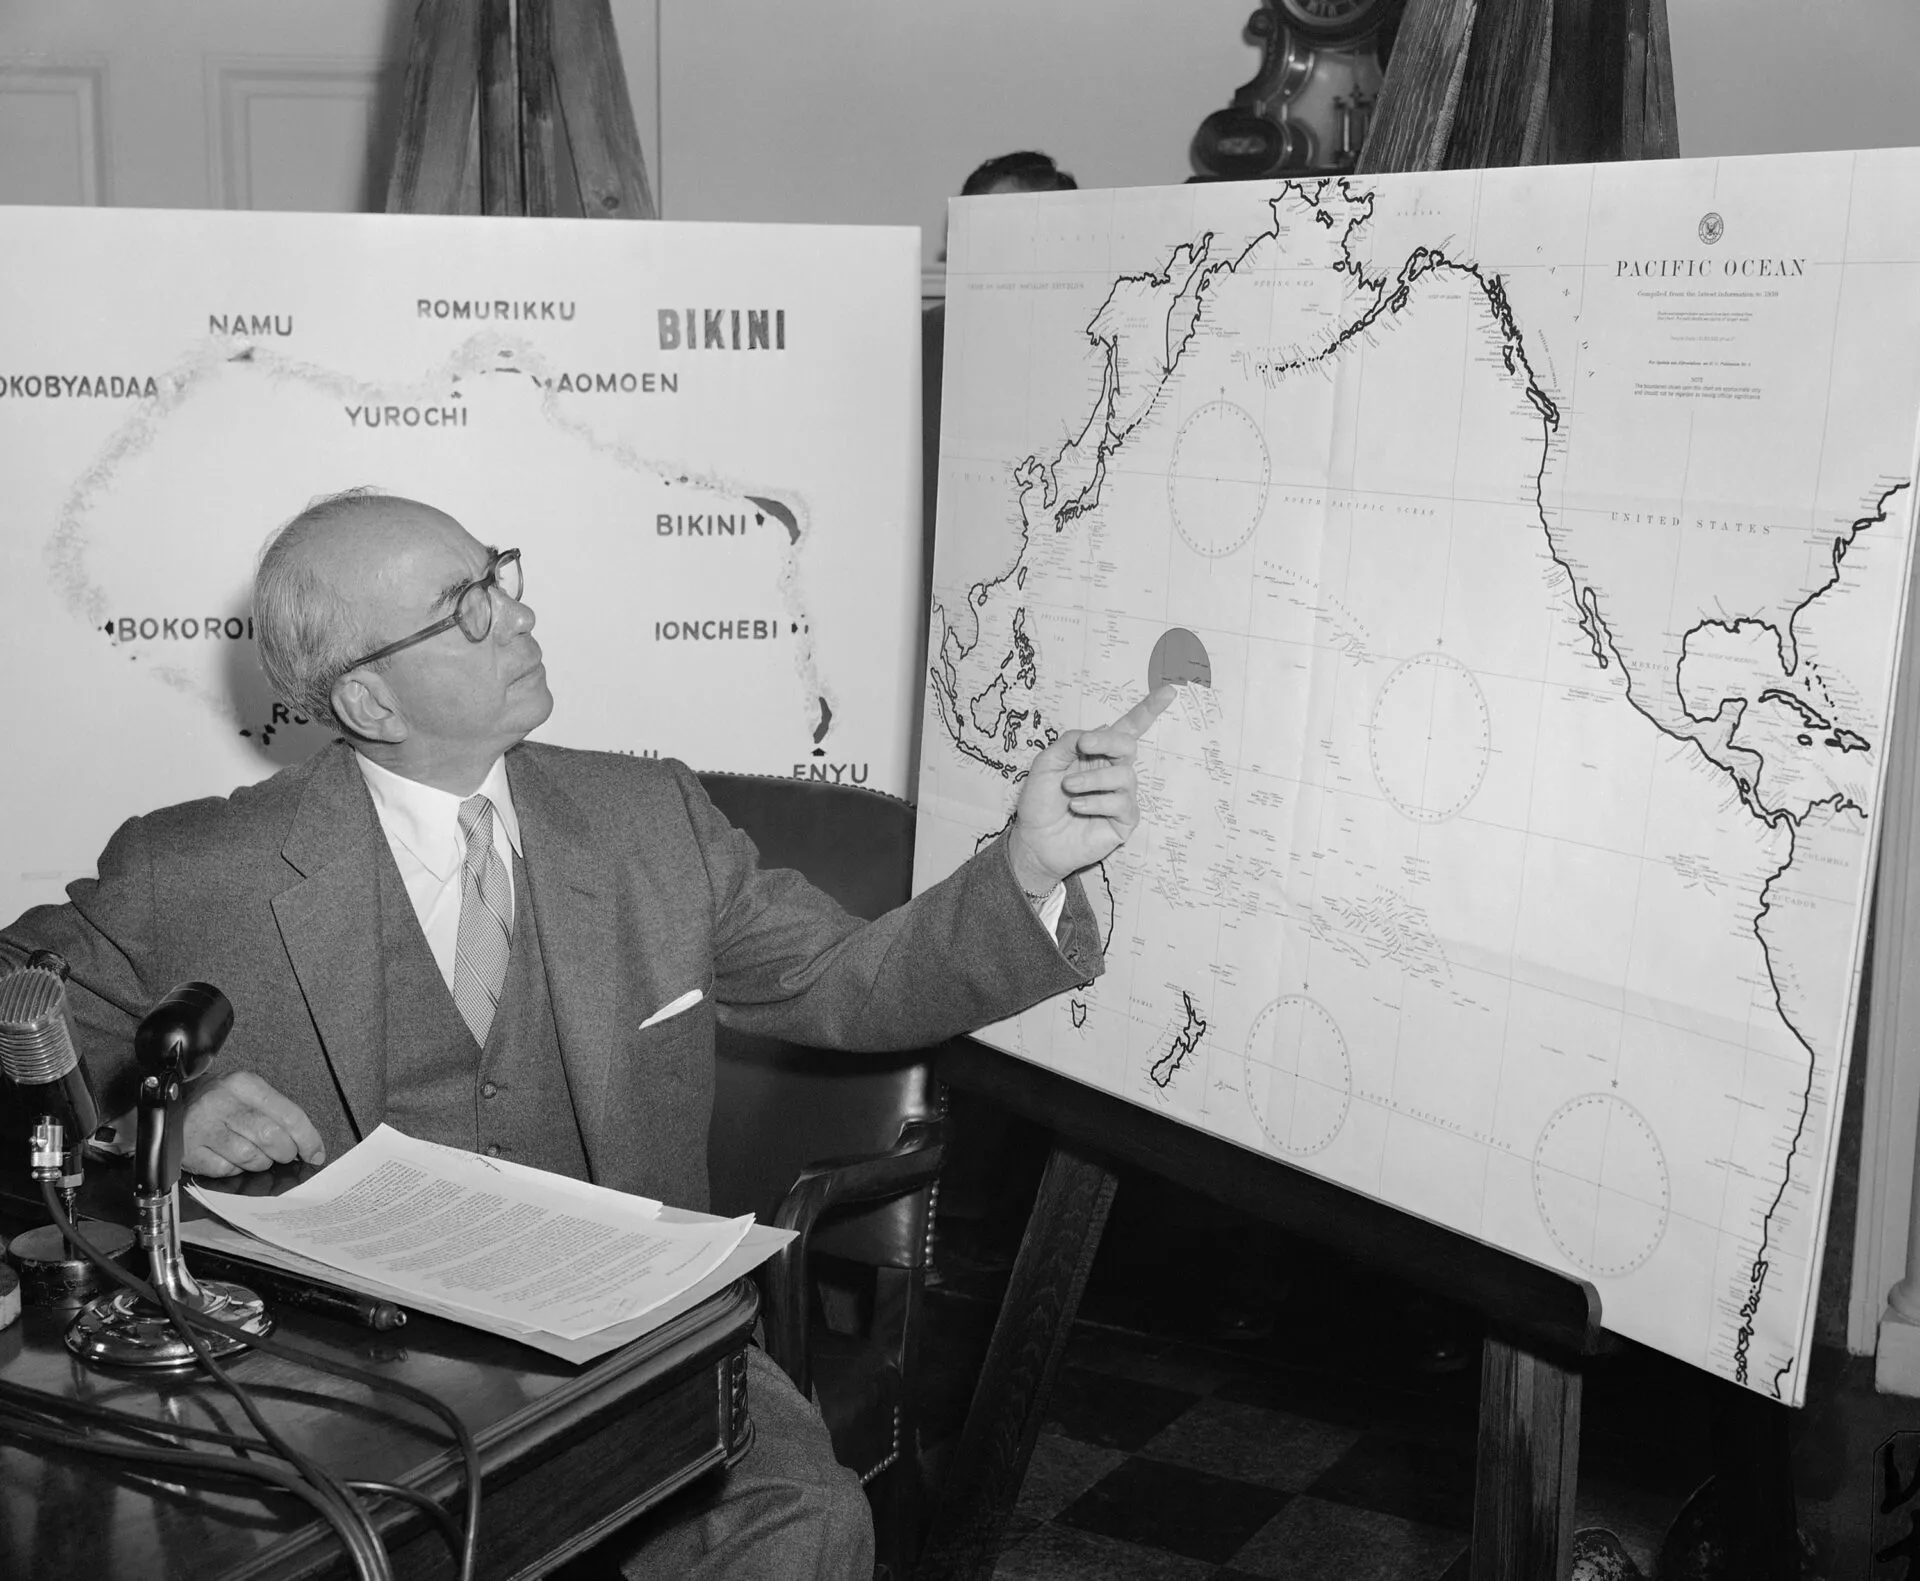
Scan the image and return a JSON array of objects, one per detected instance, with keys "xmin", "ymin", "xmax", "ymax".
[
  {"xmin": 919, "ymin": 5, "xmax": 1796, "ymax": 1581},
  {"xmin": 383, "ymin": 0, "xmax": 654, "ymax": 221}
]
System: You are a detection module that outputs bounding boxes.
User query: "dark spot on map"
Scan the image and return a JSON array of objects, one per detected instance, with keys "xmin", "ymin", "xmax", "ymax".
[
  {"xmin": 746, "ymin": 495, "xmax": 800, "ymax": 544},
  {"xmin": 229, "ymin": 347, "xmax": 254, "ymax": 363},
  {"xmin": 813, "ymin": 697, "xmax": 833, "ymax": 743},
  {"xmin": 1149, "ymin": 627, "xmax": 1212, "ymax": 689}
]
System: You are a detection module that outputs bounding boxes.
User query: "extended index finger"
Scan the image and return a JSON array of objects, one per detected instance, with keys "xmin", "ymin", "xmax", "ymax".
[
  {"xmin": 1072, "ymin": 684, "xmax": 1178, "ymax": 762},
  {"xmin": 1107, "ymin": 683, "xmax": 1178, "ymax": 741}
]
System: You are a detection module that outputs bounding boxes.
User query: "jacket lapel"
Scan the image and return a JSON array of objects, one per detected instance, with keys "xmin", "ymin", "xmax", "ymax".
[
  {"xmin": 508, "ymin": 749, "xmax": 623, "ymax": 1169},
  {"xmin": 271, "ymin": 746, "xmax": 389, "ymax": 1137}
]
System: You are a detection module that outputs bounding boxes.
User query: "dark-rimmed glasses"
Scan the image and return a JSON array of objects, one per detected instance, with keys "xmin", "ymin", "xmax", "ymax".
[{"xmin": 339, "ymin": 547, "xmax": 523, "ymax": 674}]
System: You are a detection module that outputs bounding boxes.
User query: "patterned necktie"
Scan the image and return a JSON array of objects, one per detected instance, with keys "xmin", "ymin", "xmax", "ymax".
[{"xmin": 453, "ymin": 795, "xmax": 513, "ymax": 1046}]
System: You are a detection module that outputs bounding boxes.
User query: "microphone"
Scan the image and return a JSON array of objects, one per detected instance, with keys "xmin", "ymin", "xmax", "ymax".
[
  {"xmin": 131, "ymin": 982, "xmax": 232, "ymax": 1198},
  {"xmin": 134, "ymin": 981, "xmax": 234, "ymax": 1084},
  {"xmin": 0, "ymin": 962, "xmax": 135, "ymax": 1310},
  {"xmin": 65, "ymin": 979, "xmax": 270, "ymax": 1366},
  {"xmin": 0, "ymin": 963, "xmax": 100, "ymax": 1189}
]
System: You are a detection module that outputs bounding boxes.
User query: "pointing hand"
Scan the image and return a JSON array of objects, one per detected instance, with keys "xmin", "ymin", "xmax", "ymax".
[{"xmin": 1007, "ymin": 685, "xmax": 1177, "ymax": 894}]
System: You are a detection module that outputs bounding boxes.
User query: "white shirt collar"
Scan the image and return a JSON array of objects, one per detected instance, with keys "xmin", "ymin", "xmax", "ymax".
[{"xmin": 353, "ymin": 752, "xmax": 523, "ymax": 881}]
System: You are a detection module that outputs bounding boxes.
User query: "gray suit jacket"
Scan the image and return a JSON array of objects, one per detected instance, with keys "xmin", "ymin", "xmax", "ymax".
[{"xmin": 1, "ymin": 741, "xmax": 1102, "ymax": 1207}]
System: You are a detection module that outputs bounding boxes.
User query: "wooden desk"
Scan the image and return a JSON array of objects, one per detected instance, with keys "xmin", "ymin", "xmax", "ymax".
[{"xmin": 0, "ymin": 1265, "xmax": 756, "ymax": 1579}]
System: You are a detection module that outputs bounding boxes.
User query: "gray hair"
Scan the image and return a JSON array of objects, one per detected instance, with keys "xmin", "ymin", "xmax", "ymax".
[{"xmin": 253, "ymin": 486, "xmax": 398, "ymax": 730}]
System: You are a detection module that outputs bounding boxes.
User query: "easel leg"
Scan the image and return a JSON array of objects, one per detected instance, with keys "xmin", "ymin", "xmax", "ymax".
[
  {"xmin": 1472, "ymin": 1333, "xmax": 1581, "ymax": 1581},
  {"xmin": 915, "ymin": 1139, "xmax": 1118, "ymax": 1581},
  {"xmin": 1709, "ymin": 1382, "xmax": 1797, "ymax": 1580}
]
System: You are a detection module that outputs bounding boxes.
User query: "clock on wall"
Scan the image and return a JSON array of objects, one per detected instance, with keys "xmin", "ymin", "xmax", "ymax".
[
  {"xmin": 1273, "ymin": 0, "xmax": 1398, "ymax": 44},
  {"xmin": 1191, "ymin": 0, "xmax": 1405, "ymax": 178}
]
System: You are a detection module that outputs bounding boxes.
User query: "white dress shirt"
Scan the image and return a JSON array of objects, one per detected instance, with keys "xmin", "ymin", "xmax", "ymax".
[
  {"xmin": 355, "ymin": 753, "xmax": 522, "ymax": 991},
  {"xmin": 1033, "ymin": 883, "xmax": 1065, "ymax": 938}
]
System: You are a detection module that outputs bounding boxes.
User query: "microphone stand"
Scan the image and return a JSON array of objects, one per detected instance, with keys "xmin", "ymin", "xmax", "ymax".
[{"xmin": 67, "ymin": 988, "xmax": 270, "ymax": 1367}]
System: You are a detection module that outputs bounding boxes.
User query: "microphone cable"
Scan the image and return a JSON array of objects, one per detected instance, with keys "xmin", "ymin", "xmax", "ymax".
[
  {"xmin": 0, "ymin": 1375, "xmax": 467, "ymax": 1572},
  {"xmin": 38, "ymin": 1182, "xmax": 390, "ymax": 1581},
  {"xmin": 35, "ymin": 1182, "xmax": 483, "ymax": 1581}
]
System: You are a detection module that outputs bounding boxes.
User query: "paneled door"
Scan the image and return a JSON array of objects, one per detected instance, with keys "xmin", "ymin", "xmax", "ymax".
[{"xmin": 0, "ymin": 0, "xmax": 408, "ymax": 212}]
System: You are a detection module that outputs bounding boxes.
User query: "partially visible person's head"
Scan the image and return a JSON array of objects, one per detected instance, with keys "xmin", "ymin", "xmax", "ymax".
[
  {"xmin": 960, "ymin": 151, "xmax": 1078, "ymax": 197},
  {"xmin": 255, "ymin": 489, "xmax": 551, "ymax": 776}
]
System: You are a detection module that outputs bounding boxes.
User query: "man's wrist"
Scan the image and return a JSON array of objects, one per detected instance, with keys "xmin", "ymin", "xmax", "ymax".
[{"xmin": 1005, "ymin": 827, "xmax": 1062, "ymax": 899}]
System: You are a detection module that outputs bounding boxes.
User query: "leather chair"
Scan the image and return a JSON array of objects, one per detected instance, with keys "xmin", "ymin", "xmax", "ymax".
[{"xmin": 699, "ymin": 772, "xmax": 945, "ymax": 1581}]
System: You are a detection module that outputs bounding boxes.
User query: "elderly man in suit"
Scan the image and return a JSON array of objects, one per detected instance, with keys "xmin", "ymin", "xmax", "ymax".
[{"xmin": 1, "ymin": 488, "xmax": 1171, "ymax": 1579}]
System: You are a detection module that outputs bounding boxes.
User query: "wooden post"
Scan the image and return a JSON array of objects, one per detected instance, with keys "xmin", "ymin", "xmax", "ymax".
[
  {"xmin": 1472, "ymin": 1335, "xmax": 1582, "ymax": 1581},
  {"xmin": 1364, "ymin": 0, "xmax": 1677, "ymax": 174},
  {"xmin": 385, "ymin": 0, "xmax": 483, "ymax": 214},
  {"xmin": 916, "ymin": 1142, "xmax": 1120, "ymax": 1581},
  {"xmin": 1448, "ymin": 0, "xmax": 1555, "ymax": 168},
  {"xmin": 1355, "ymin": 0, "xmax": 1478, "ymax": 174},
  {"xmin": 516, "ymin": 0, "xmax": 573, "ymax": 218},
  {"xmin": 1710, "ymin": 1384, "xmax": 1800, "ymax": 1581},
  {"xmin": 478, "ymin": 0, "xmax": 522, "ymax": 215},
  {"xmin": 1621, "ymin": 0, "xmax": 1678, "ymax": 160},
  {"xmin": 548, "ymin": 0, "xmax": 656, "ymax": 219},
  {"xmin": 386, "ymin": 0, "xmax": 654, "ymax": 222},
  {"xmin": 1544, "ymin": 0, "xmax": 1624, "ymax": 161}
]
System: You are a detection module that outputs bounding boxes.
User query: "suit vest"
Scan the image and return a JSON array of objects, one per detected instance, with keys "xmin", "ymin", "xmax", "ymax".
[{"xmin": 377, "ymin": 846, "xmax": 591, "ymax": 1179}]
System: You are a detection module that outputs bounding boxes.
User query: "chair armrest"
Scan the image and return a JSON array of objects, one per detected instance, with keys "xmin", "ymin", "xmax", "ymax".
[{"xmin": 762, "ymin": 1117, "xmax": 945, "ymax": 1395}]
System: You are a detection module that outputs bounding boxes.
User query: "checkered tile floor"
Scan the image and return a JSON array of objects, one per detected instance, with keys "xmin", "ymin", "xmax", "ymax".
[
  {"xmin": 976, "ymin": 1326, "xmax": 1476, "ymax": 1581},
  {"xmin": 916, "ymin": 1184, "xmax": 1716, "ymax": 1581}
]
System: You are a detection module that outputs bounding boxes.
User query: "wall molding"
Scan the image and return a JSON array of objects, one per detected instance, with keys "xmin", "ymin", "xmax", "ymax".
[
  {"xmin": 1850, "ymin": 555, "xmax": 1920, "ymax": 1357},
  {"xmin": 0, "ymin": 56, "xmax": 110, "ymax": 205},
  {"xmin": 204, "ymin": 55, "xmax": 397, "ymax": 211}
]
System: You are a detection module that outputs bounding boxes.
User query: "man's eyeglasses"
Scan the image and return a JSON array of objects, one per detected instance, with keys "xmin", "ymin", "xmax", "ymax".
[{"xmin": 340, "ymin": 548, "xmax": 524, "ymax": 674}]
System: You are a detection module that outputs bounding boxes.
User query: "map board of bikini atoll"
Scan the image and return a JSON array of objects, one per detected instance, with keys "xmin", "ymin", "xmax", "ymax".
[
  {"xmin": 913, "ymin": 150, "xmax": 1920, "ymax": 1402},
  {"xmin": 0, "ymin": 207, "xmax": 921, "ymax": 921}
]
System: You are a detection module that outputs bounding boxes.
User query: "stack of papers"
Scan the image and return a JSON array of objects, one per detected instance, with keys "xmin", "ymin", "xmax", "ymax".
[{"xmin": 182, "ymin": 1125, "xmax": 792, "ymax": 1362}]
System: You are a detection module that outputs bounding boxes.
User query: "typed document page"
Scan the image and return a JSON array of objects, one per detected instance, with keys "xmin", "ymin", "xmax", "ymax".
[{"xmin": 188, "ymin": 1125, "xmax": 750, "ymax": 1340}]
